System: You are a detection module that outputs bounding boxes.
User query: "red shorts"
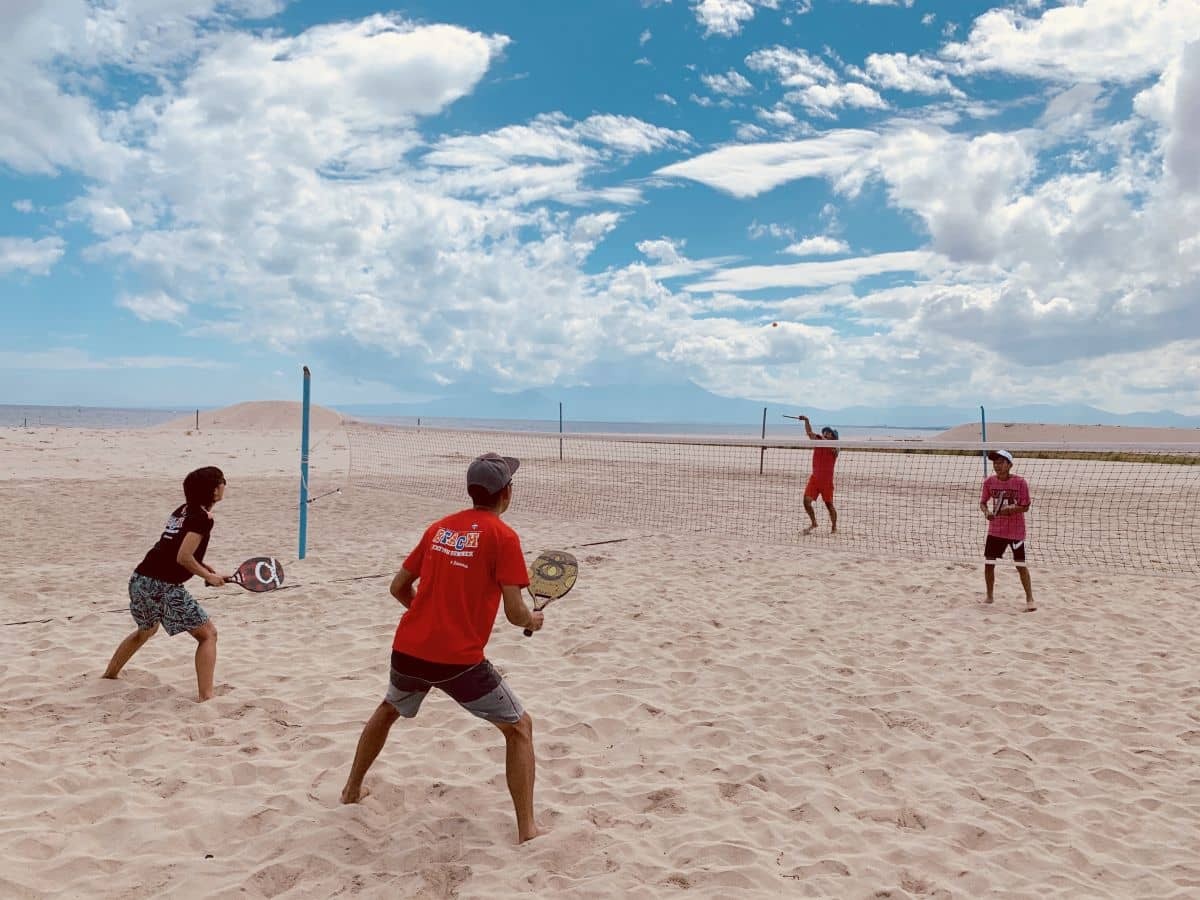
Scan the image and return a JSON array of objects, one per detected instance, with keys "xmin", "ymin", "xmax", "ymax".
[{"xmin": 805, "ymin": 475, "xmax": 834, "ymax": 503}]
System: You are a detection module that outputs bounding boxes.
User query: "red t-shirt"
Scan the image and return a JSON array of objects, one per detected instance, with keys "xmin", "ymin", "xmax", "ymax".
[
  {"xmin": 981, "ymin": 474, "xmax": 1031, "ymax": 542},
  {"xmin": 392, "ymin": 509, "xmax": 530, "ymax": 664},
  {"xmin": 812, "ymin": 446, "xmax": 838, "ymax": 482}
]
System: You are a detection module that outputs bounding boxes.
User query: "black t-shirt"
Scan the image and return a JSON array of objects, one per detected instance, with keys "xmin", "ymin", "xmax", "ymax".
[{"xmin": 135, "ymin": 503, "xmax": 214, "ymax": 584}]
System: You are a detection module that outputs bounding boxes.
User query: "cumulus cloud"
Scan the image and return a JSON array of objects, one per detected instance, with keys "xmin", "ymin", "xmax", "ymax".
[
  {"xmin": 0, "ymin": 236, "xmax": 65, "ymax": 275},
  {"xmin": 784, "ymin": 236, "xmax": 850, "ymax": 256},
  {"xmin": 942, "ymin": 0, "xmax": 1200, "ymax": 83},
  {"xmin": 855, "ymin": 53, "xmax": 964, "ymax": 97},
  {"xmin": 702, "ymin": 70, "xmax": 754, "ymax": 96},
  {"xmin": 118, "ymin": 291, "xmax": 190, "ymax": 324},
  {"xmin": 692, "ymin": 0, "xmax": 780, "ymax": 38}
]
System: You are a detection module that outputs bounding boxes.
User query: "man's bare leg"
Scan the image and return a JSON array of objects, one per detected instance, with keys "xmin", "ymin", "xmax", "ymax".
[
  {"xmin": 1018, "ymin": 565, "xmax": 1036, "ymax": 611},
  {"xmin": 983, "ymin": 563, "xmax": 996, "ymax": 603},
  {"xmin": 341, "ymin": 702, "xmax": 400, "ymax": 803},
  {"xmin": 495, "ymin": 713, "xmax": 540, "ymax": 843},
  {"xmin": 103, "ymin": 625, "xmax": 158, "ymax": 678},
  {"xmin": 189, "ymin": 621, "xmax": 218, "ymax": 702},
  {"xmin": 826, "ymin": 501, "xmax": 837, "ymax": 534},
  {"xmin": 802, "ymin": 497, "xmax": 818, "ymax": 534}
]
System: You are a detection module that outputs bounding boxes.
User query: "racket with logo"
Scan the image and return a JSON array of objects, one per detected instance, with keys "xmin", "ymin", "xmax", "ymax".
[
  {"xmin": 523, "ymin": 550, "xmax": 578, "ymax": 637},
  {"xmin": 225, "ymin": 556, "xmax": 286, "ymax": 592}
]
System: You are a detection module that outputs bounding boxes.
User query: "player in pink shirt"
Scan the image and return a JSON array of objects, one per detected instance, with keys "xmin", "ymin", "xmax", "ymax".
[{"xmin": 979, "ymin": 450, "xmax": 1036, "ymax": 612}]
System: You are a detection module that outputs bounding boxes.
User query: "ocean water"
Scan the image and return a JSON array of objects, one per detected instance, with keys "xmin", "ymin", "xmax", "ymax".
[
  {"xmin": 1, "ymin": 404, "xmax": 947, "ymax": 440},
  {"xmin": 0, "ymin": 404, "xmax": 194, "ymax": 428}
]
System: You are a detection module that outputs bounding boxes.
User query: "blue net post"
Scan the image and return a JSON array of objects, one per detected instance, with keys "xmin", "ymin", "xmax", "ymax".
[
  {"xmin": 980, "ymin": 404, "xmax": 988, "ymax": 477},
  {"xmin": 759, "ymin": 407, "xmax": 766, "ymax": 474},
  {"xmin": 299, "ymin": 366, "xmax": 311, "ymax": 560}
]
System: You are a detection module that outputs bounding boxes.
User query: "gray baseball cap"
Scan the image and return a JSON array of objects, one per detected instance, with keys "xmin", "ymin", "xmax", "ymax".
[{"xmin": 467, "ymin": 452, "xmax": 520, "ymax": 493}]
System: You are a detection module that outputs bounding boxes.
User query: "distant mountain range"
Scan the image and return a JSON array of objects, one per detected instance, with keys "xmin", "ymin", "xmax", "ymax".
[{"xmin": 338, "ymin": 381, "xmax": 1200, "ymax": 429}]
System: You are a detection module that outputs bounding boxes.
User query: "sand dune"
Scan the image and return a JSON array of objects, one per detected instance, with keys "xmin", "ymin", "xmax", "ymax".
[
  {"xmin": 1, "ymin": 421, "xmax": 1198, "ymax": 897},
  {"xmin": 158, "ymin": 401, "xmax": 345, "ymax": 432}
]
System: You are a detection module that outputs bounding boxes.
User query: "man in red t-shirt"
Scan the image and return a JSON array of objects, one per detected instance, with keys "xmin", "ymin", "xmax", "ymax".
[
  {"xmin": 793, "ymin": 413, "xmax": 839, "ymax": 534},
  {"xmin": 340, "ymin": 452, "xmax": 546, "ymax": 843}
]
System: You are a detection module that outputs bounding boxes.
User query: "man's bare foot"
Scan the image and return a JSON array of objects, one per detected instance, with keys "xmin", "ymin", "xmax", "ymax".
[
  {"xmin": 803, "ymin": 525, "xmax": 817, "ymax": 535},
  {"xmin": 1023, "ymin": 602, "xmax": 1037, "ymax": 612},
  {"xmin": 101, "ymin": 671, "xmax": 119, "ymax": 680},
  {"xmin": 518, "ymin": 825, "xmax": 543, "ymax": 844},
  {"xmin": 197, "ymin": 693, "xmax": 214, "ymax": 703},
  {"xmin": 830, "ymin": 527, "xmax": 837, "ymax": 534},
  {"xmin": 341, "ymin": 784, "xmax": 370, "ymax": 804},
  {"xmin": 984, "ymin": 595, "xmax": 994, "ymax": 604}
]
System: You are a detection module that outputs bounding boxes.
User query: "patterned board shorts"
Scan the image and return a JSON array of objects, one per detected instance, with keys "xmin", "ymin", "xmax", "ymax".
[
  {"xmin": 385, "ymin": 651, "xmax": 525, "ymax": 724},
  {"xmin": 128, "ymin": 573, "xmax": 210, "ymax": 636}
]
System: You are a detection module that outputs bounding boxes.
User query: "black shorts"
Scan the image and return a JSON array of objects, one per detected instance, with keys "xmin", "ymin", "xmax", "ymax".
[{"xmin": 984, "ymin": 535, "xmax": 1026, "ymax": 563}]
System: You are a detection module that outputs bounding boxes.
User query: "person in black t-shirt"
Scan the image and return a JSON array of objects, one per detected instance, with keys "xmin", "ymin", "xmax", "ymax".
[{"xmin": 103, "ymin": 466, "xmax": 230, "ymax": 702}]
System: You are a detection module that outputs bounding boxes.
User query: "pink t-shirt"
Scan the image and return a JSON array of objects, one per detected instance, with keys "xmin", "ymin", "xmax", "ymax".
[{"xmin": 981, "ymin": 474, "xmax": 1031, "ymax": 541}]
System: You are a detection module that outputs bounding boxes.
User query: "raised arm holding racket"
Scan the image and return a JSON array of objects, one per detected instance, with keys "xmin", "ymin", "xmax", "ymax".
[
  {"xmin": 340, "ymin": 452, "xmax": 551, "ymax": 844},
  {"xmin": 785, "ymin": 412, "xmax": 840, "ymax": 535}
]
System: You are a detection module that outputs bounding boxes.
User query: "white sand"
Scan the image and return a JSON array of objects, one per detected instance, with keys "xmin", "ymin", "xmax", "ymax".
[{"xmin": 1, "ymin": 411, "xmax": 1198, "ymax": 897}]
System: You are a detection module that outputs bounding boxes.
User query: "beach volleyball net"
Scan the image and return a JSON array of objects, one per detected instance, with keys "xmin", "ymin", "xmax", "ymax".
[{"xmin": 344, "ymin": 423, "xmax": 1200, "ymax": 577}]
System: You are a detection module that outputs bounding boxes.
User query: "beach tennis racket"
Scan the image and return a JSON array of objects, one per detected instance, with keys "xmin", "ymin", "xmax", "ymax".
[
  {"xmin": 524, "ymin": 550, "xmax": 578, "ymax": 637},
  {"xmin": 225, "ymin": 556, "xmax": 285, "ymax": 592}
]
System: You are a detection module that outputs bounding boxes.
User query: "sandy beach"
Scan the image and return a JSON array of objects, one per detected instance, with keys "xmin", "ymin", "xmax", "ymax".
[{"xmin": 2, "ymin": 406, "xmax": 1198, "ymax": 898}]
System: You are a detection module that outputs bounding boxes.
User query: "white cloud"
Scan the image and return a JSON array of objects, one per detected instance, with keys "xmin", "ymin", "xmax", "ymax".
[
  {"xmin": 692, "ymin": 0, "xmax": 780, "ymax": 38},
  {"xmin": 655, "ymin": 130, "xmax": 879, "ymax": 197},
  {"xmin": 943, "ymin": 0, "xmax": 1200, "ymax": 83},
  {"xmin": 850, "ymin": 0, "xmax": 914, "ymax": 5},
  {"xmin": 0, "ymin": 236, "xmax": 65, "ymax": 275},
  {"xmin": 748, "ymin": 221, "xmax": 795, "ymax": 241},
  {"xmin": 746, "ymin": 46, "xmax": 836, "ymax": 88},
  {"xmin": 637, "ymin": 237, "xmax": 686, "ymax": 264},
  {"xmin": 735, "ymin": 122, "xmax": 768, "ymax": 141},
  {"xmin": 118, "ymin": 291, "xmax": 190, "ymax": 324},
  {"xmin": 656, "ymin": 92, "xmax": 678, "ymax": 105},
  {"xmin": 12, "ymin": 200, "xmax": 33, "ymax": 213},
  {"xmin": 688, "ymin": 250, "xmax": 940, "ymax": 292},
  {"xmin": 702, "ymin": 70, "xmax": 753, "ymax": 96},
  {"xmin": 788, "ymin": 82, "xmax": 887, "ymax": 117},
  {"xmin": 783, "ymin": 236, "xmax": 850, "ymax": 256},
  {"xmin": 856, "ymin": 53, "xmax": 963, "ymax": 97},
  {"xmin": 1165, "ymin": 41, "xmax": 1200, "ymax": 190},
  {"xmin": 640, "ymin": 29, "xmax": 652, "ymax": 45}
]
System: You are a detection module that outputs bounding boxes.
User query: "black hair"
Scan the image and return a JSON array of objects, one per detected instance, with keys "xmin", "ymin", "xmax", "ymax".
[
  {"xmin": 183, "ymin": 466, "xmax": 226, "ymax": 509},
  {"xmin": 468, "ymin": 483, "xmax": 506, "ymax": 507}
]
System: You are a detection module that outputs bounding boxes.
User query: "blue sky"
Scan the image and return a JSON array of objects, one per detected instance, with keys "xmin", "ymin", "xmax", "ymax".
[{"xmin": 2, "ymin": 0, "xmax": 1199, "ymax": 413}]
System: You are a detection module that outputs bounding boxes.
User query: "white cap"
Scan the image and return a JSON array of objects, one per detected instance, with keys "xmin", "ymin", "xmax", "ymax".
[{"xmin": 988, "ymin": 449, "xmax": 1014, "ymax": 464}]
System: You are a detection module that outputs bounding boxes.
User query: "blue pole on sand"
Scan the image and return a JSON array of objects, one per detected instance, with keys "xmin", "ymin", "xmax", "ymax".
[
  {"xmin": 980, "ymin": 405, "xmax": 988, "ymax": 477},
  {"xmin": 299, "ymin": 366, "xmax": 311, "ymax": 560}
]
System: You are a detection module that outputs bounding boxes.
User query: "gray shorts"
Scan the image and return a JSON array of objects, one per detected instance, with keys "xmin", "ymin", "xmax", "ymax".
[
  {"xmin": 385, "ymin": 651, "xmax": 525, "ymax": 724},
  {"xmin": 128, "ymin": 573, "xmax": 210, "ymax": 636}
]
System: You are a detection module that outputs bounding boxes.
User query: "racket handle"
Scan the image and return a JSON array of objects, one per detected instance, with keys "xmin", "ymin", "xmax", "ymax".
[{"xmin": 523, "ymin": 627, "xmax": 533, "ymax": 637}]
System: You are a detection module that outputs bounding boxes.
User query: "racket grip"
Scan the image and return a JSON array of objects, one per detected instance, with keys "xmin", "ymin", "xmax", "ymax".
[{"xmin": 523, "ymin": 627, "xmax": 533, "ymax": 637}]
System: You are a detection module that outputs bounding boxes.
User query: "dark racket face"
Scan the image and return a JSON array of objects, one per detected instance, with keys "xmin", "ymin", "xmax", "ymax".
[
  {"xmin": 524, "ymin": 550, "xmax": 578, "ymax": 636},
  {"xmin": 228, "ymin": 556, "xmax": 285, "ymax": 592}
]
